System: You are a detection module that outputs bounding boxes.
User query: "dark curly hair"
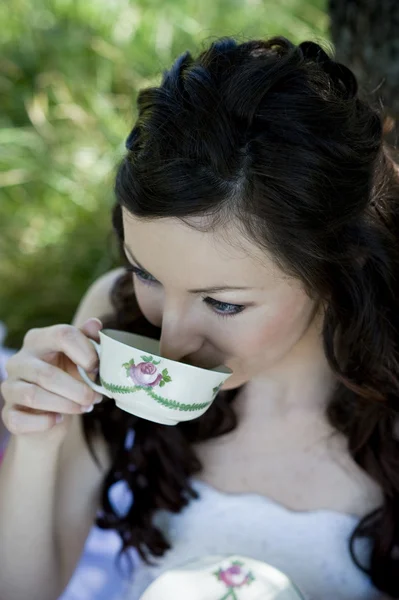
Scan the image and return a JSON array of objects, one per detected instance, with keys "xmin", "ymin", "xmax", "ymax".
[{"xmin": 83, "ymin": 36, "xmax": 399, "ymax": 597}]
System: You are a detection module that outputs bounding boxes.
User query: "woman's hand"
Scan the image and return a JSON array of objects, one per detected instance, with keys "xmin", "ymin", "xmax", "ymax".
[{"xmin": 0, "ymin": 318, "xmax": 103, "ymax": 438}]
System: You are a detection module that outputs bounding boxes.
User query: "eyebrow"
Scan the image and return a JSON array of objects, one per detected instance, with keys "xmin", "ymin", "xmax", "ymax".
[{"xmin": 123, "ymin": 243, "xmax": 254, "ymax": 294}]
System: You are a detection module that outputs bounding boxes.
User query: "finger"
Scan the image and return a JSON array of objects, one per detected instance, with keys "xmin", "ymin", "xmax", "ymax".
[
  {"xmin": 6, "ymin": 357, "xmax": 101, "ymax": 407},
  {"xmin": 4, "ymin": 381, "xmax": 96, "ymax": 415},
  {"xmin": 23, "ymin": 321, "xmax": 102, "ymax": 372},
  {"xmin": 79, "ymin": 317, "xmax": 103, "ymax": 340},
  {"xmin": 2, "ymin": 406, "xmax": 63, "ymax": 435}
]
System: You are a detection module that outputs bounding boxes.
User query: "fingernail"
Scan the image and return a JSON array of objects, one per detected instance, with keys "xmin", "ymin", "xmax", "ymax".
[
  {"xmin": 56, "ymin": 414, "xmax": 64, "ymax": 424},
  {"xmin": 83, "ymin": 404, "xmax": 94, "ymax": 413},
  {"xmin": 94, "ymin": 397, "xmax": 102, "ymax": 404}
]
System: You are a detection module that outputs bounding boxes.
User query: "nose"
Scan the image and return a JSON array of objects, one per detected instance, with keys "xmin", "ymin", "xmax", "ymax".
[{"xmin": 159, "ymin": 301, "xmax": 203, "ymax": 363}]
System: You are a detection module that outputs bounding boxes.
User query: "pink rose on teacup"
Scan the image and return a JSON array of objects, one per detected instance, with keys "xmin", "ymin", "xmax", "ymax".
[{"xmin": 129, "ymin": 362, "xmax": 163, "ymax": 387}]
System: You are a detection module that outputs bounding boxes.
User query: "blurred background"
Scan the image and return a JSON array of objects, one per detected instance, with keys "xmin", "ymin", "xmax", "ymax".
[{"xmin": 1, "ymin": 0, "xmax": 398, "ymax": 348}]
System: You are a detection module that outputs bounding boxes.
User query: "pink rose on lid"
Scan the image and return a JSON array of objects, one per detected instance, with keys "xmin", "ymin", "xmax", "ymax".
[
  {"xmin": 214, "ymin": 560, "xmax": 255, "ymax": 596},
  {"xmin": 129, "ymin": 362, "xmax": 163, "ymax": 387},
  {"xmin": 219, "ymin": 564, "xmax": 250, "ymax": 588}
]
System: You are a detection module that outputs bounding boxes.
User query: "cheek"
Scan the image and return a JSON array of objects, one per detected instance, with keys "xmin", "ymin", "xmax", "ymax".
[
  {"xmin": 221, "ymin": 293, "xmax": 315, "ymax": 384},
  {"xmin": 238, "ymin": 293, "xmax": 311, "ymax": 352},
  {"xmin": 252, "ymin": 303, "xmax": 306, "ymax": 352}
]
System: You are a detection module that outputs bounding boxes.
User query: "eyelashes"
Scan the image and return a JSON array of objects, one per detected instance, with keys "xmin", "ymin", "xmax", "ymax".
[
  {"xmin": 203, "ymin": 296, "xmax": 245, "ymax": 317},
  {"xmin": 126, "ymin": 266, "xmax": 246, "ymax": 318},
  {"xmin": 126, "ymin": 266, "xmax": 155, "ymax": 284}
]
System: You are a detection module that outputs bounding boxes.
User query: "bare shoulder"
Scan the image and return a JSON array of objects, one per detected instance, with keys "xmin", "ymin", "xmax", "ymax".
[
  {"xmin": 65, "ymin": 265, "xmax": 126, "ymax": 470},
  {"xmin": 72, "ymin": 267, "xmax": 125, "ymax": 328},
  {"xmin": 64, "ymin": 265, "xmax": 127, "ymax": 470}
]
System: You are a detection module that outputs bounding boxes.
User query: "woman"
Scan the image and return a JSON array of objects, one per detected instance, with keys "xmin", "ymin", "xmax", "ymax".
[{"xmin": 1, "ymin": 36, "xmax": 398, "ymax": 600}]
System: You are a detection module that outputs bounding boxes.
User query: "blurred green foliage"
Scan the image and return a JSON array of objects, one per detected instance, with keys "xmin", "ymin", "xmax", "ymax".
[{"xmin": 0, "ymin": 0, "xmax": 329, "ymax": 348}]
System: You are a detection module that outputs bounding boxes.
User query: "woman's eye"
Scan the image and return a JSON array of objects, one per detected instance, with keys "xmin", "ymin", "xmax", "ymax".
[
  {"xmin": 127, "ymin": 266, "xmax": 157, "ymax": 285},
  {"xmin": 203, "ymin": 297, "xmax": 245, "ymax": 317},
  {"xmin": 127, "ymin": 266, "xmax": 245, "ymax": 318}
]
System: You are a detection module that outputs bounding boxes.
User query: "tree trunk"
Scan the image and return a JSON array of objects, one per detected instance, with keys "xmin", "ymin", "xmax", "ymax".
[{"xmin": 329, "ymin": 0, "xmax": 399, "ymax": 147}]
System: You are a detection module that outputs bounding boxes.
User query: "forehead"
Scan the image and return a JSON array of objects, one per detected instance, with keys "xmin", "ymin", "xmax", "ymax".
[{"xmin": 122, "ymin": 208, "xmax": 285, "ymax": 287}]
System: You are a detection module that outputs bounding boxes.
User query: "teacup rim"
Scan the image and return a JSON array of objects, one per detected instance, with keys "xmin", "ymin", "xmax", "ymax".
[{"xmin": 100, "ymin": 328, "xmax": 233, "ymax": 376}]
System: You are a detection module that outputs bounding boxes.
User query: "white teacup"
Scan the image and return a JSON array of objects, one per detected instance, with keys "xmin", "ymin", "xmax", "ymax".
[{"xmin": 78, "ymin": 329, "xmax": 232, "ymax": 426}]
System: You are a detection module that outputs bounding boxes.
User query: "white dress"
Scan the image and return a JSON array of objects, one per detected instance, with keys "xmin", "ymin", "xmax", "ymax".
[{"xmin": 60, "ymin": 478, "xmax": 380, "ymax": 600}]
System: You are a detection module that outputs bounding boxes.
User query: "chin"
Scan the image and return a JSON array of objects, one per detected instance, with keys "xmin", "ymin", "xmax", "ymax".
[{"xmin": 221, "ymin": 372, "xmax": 248, "ymax": 392}]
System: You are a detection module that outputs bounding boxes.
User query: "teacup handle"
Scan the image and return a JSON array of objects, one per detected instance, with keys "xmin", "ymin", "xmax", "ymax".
[{"xmin": 77, "ymin": 339, "xmax": 111, "ymax": 398}]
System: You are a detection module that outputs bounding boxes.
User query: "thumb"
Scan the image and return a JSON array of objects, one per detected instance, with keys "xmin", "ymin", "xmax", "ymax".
[{"xmin": 80, "ymin": 317, "xmax": 103, "ymax": 341}]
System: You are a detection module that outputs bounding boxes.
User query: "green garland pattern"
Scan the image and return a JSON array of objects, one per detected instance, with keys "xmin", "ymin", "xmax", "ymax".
[{"xmin": 100, "ymin": 378, "xmax": 213, "ymax": 412}]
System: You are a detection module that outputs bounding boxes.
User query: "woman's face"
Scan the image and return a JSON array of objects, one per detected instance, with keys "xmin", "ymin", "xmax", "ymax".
[{"xmin": 122, "ymin": 208, "xmax": 320, "ymax": 390}]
